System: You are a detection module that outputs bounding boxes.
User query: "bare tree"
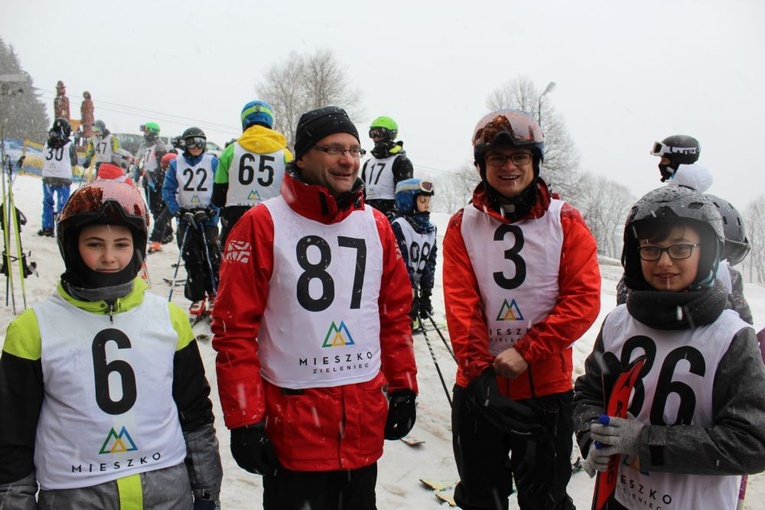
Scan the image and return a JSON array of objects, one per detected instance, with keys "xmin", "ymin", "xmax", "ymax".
[
  {"xmin": 575, "ymin": 173, "xmax": 635, "ymax": 258},
  {"xmin": 743, "ymin": 196, "xmax": 765, "ymax": 283},
  {"xmin": 256, "ymin": 49, "xmax": 363, "ymax": 147},
  {"xmin": 433, "ymin": 164, "xmax": 481, "ymax": 214},
  {"xmin": 486, "ymin": 76, "xmax": 582, "ymax": 201}
]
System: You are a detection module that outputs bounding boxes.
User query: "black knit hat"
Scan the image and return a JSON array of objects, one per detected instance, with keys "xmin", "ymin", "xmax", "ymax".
[{"xmin": 294, "ymin": 106, "xmax": 360, "ymax": 159}]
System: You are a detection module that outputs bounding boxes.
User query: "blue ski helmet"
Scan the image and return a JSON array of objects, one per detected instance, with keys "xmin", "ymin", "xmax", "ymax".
[
  {"xmin": 395, "ymin": 178, "xmax": 434, "ymax": 215},
  {"xmin": 241, "ymin": 100, "xmax": 275, "ymax": 131}
]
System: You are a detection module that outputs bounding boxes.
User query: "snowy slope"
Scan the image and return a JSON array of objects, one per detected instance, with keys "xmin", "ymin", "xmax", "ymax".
[{"xmin": 1, "ymin": 174, "xmax": 764, "ymax": 509}]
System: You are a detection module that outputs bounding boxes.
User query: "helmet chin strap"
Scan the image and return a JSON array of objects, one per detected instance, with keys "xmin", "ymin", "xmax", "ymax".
[{"xmin": 658, "ymin": 163, "xmax": 676, "ymax": 182}]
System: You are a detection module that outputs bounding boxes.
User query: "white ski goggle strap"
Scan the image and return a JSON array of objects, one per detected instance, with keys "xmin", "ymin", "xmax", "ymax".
[{"xmin": 650, "ymin": 141, "xmax": 700, "ymax": 158}]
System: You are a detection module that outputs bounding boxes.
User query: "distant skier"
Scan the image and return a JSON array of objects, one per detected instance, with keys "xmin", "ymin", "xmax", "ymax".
[
  {"xmin": 38, "ymin": 118, "xmax": 76, "ymax": 238},
  {"xmin": 82, "ymin": 120, "xmax": 121, "ymax": 171},
  {"xmin": 390, "ymin": 178, "xmax": 437, "ymax": 329},
  {"xmin": 212, "ymin": 100, "xmax": 293, "ymax": 249},
  {"xmin": 162, "ymin": 127, "xmax": 220, "ymax": 318},
  {"xmin": 361, "ymin": 116, "xmax": 414, "ymax": 218}
]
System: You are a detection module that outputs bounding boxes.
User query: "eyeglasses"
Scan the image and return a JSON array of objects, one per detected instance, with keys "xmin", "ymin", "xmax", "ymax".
[
  {"xmin": 369, "ymin": 128, "xmax": 388, "ymax": 139},
  {"xmin": 312, "ymin": 145, "xmax": 366, "ymax": 158},
  {"xmin": 638, "ymin": 243, "xmax": 701, "ymax": 261},
  {"xmin": 185, "ymin": 137, "xmax": 206, "ymax": 149},
  {"xmin": 485, "ymin": 152, "xmax": 533, "ymax": 167}
]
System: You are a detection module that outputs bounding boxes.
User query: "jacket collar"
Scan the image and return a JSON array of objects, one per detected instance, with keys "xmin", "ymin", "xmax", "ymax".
[
  {"xmin": 470, "ymin": 178, "xmax": 554, "ymax": 223},
  {"xmin": 57, "ymin": 277, "xmax": 147, "ymax": 313},
  {"xmin": 282, "ymin": 166, "xmax": 366, "ymax": 224}
]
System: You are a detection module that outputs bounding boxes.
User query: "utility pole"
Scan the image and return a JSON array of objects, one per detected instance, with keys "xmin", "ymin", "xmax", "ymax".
[{"xmin": 537, "ymin": 81, "xmax": 556, "ymax": 127}]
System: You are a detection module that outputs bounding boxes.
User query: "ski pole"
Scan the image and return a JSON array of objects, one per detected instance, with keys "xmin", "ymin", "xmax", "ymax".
[
  {"xmin": 196, "ymin": 211, "xmax": 218, "ymax": 296},
  {"xmin": 168, "ymin": 217, "xmax": 192, "ymax": 302},
  {"xmin": 427, "ymin": 316, "xmax": 457, "ymax": 363},
  {"xmin": 1, "ymin": 151, "xmax": 17, "ymax": 313},
  {"xmin": 419, "ymin": 323, "xmax": 452, "ymax": 407}
]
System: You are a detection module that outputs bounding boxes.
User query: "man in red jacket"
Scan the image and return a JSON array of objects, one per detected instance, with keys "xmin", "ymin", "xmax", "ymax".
[
  {"xmin": 212, "ymin": 106, "xmax": 418, "ymax": 510},
  {"xmin": 443, "ymin": 109, "xmax": 601, "ymax": 510}
]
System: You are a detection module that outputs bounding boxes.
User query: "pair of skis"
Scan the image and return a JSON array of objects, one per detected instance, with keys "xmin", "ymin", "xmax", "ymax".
[{"xmin": 1, "ymin": 137, "xmax": 36, "ymax": 313}]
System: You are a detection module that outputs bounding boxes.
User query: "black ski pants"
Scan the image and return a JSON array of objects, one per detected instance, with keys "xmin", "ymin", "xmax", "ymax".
[
  {"xmin": 452, "ymin": 386, "xmax": 575, "ymax": 510},
  {"xmin": 262, "ymin": 463, "xmax": 377, "ymax": 510},
  {"xmin": 177, "ymin": 220, "xmax": 219, "ymax": 302}
]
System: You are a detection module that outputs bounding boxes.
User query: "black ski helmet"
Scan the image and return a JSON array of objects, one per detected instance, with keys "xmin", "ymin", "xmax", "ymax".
[
  {"xmin": 706, "ymin": 194, "xmax": 751, "ymax": 266},
  {"xmin": 472, "ymin": 109, "xmax": 545, "ymax": 180},
  {"xmin": 50, "ymin": 118, "xmax": 72, "ymax": 139},
  {"xmin": 57, "ymin": 179, "xmax": 150, "ymax": 289},
  {"xmin": 621, "ymin": 186, "xmax": 724, "ymax": 291},
  {"xmin": 182, "ymin": 126, "xmax": 206, "ymax": 152},
  {"xmin": 651, "ymin": 135, "xmax": 700, "ymax": 176}
]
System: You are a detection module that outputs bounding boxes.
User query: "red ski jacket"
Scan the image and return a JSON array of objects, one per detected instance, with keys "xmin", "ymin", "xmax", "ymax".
[
  {"xmin": 443, "ymin": 181, "xmax": 600, "ymax": 400},
  {"xmin": 212, "ymin": 170, "xmax": 418, "ymax": 471}
]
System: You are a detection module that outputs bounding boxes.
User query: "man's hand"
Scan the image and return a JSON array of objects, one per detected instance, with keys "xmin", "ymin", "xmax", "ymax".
[
  {"xmin": 493, "ymin": 347, "xmax": 528, "ymax": 379},
  {"xmin": 384, "ymin": 389, "xmax": 417, "ymax": 440},
  {"xmin": 230, "ymin": 422, "xmax": 281, "ymax": 476}
]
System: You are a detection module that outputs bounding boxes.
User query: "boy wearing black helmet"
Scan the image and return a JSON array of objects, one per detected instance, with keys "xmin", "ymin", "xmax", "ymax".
[
  {"xmin": 650, "ymin": 134, "xmax": 701, "ymax": 183},
  {"xmin": 162, "ymin": 126, "xmax": 220, "ymax": 318},
  {"xmin": 38, "ymin": 118, "xmax": 77, "ymax": 237},
  {"xmin": 443, "ymin": 109, "xmax": 600, "ymax": 510},
  {"xmin": 574, "ymin": 186, "xmax": 765, "ymax": 510},
  {"xmin": 0, "ymin": 179, "xmax": 222, "ymax": 508}
]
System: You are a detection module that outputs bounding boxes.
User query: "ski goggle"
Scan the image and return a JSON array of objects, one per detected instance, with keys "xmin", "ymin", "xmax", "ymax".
[
  {"xmin": 650, "ymin": 141, "xmax": 699, "ymax": 158},
  {"xmin": 472, "ymin": 110, "xmax": 543, "ymax": 147},
  {"xmin": 369, "ymin": 127, "xmax": 389, "ymax": 139},
  {"xmin": 59, "ymin": 180, "xmax": 149, "ymax": 227},
  {"xmin": 184, "ymin": 137, "xmax": 207, "ymax": 149},
  {"xmin": 396, "ymin": 180, "xmax": 434, "ymax": 195}
]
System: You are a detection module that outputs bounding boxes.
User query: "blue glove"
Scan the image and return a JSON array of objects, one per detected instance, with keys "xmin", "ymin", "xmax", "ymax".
[{"xmin": 589, "ymin": 414, "xmax": 644, "ymax": 457}]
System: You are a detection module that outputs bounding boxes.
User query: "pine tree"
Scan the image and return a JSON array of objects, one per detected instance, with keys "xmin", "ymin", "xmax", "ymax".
[{"xmin": 0, "ymin": 37, "xmax": 49, "ymax": 142}]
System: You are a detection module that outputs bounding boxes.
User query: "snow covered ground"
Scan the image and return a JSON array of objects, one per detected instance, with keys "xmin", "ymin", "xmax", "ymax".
[{"xmin": 2, "ymin": 173, "xmax": 764, "ymax": 509}]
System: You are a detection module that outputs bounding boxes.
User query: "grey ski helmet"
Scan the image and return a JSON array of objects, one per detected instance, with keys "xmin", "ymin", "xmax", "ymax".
[
  {"xmin": 622, "ymin": 186, "xmax": 723, "ymax": 291},
  {"xmin": 706, "ymin": 194, "xmax": 751, "ymax": 266}
]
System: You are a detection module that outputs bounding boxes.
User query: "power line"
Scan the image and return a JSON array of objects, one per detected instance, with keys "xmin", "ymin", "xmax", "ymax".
[{"xmin": 33, "ymin": 88, "xmax": 240, "ymax": 136}]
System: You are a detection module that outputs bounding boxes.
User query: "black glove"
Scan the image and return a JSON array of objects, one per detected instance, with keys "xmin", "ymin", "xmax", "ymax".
[
  {"xmin": 418, "ymin": 290, "xmax": 433, "ymax": 319},
  {"xmin": 467, "ymin": 368, "xmax": 550, "ymax": 441},
  {"xmin": 83, "ymin": 157, "xmax": 92, "ymax": 168},
  {"xmin": 179, "ymin": 210, "xmax": 197, "ymax": 229},
  {"xmin": 230, "ymin": 422, "xmax": 281, "ymax": 475},
  {"xmin": 194, "ymin": 209, "xmax": 209, "ymax": 225},
  {"xmin": 408, "ymin": 293, "xmax": 419, "ymax": 323},
  {"xmin": 384, "ymin": 389, "xmax": 417, "ymax": 440}
]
